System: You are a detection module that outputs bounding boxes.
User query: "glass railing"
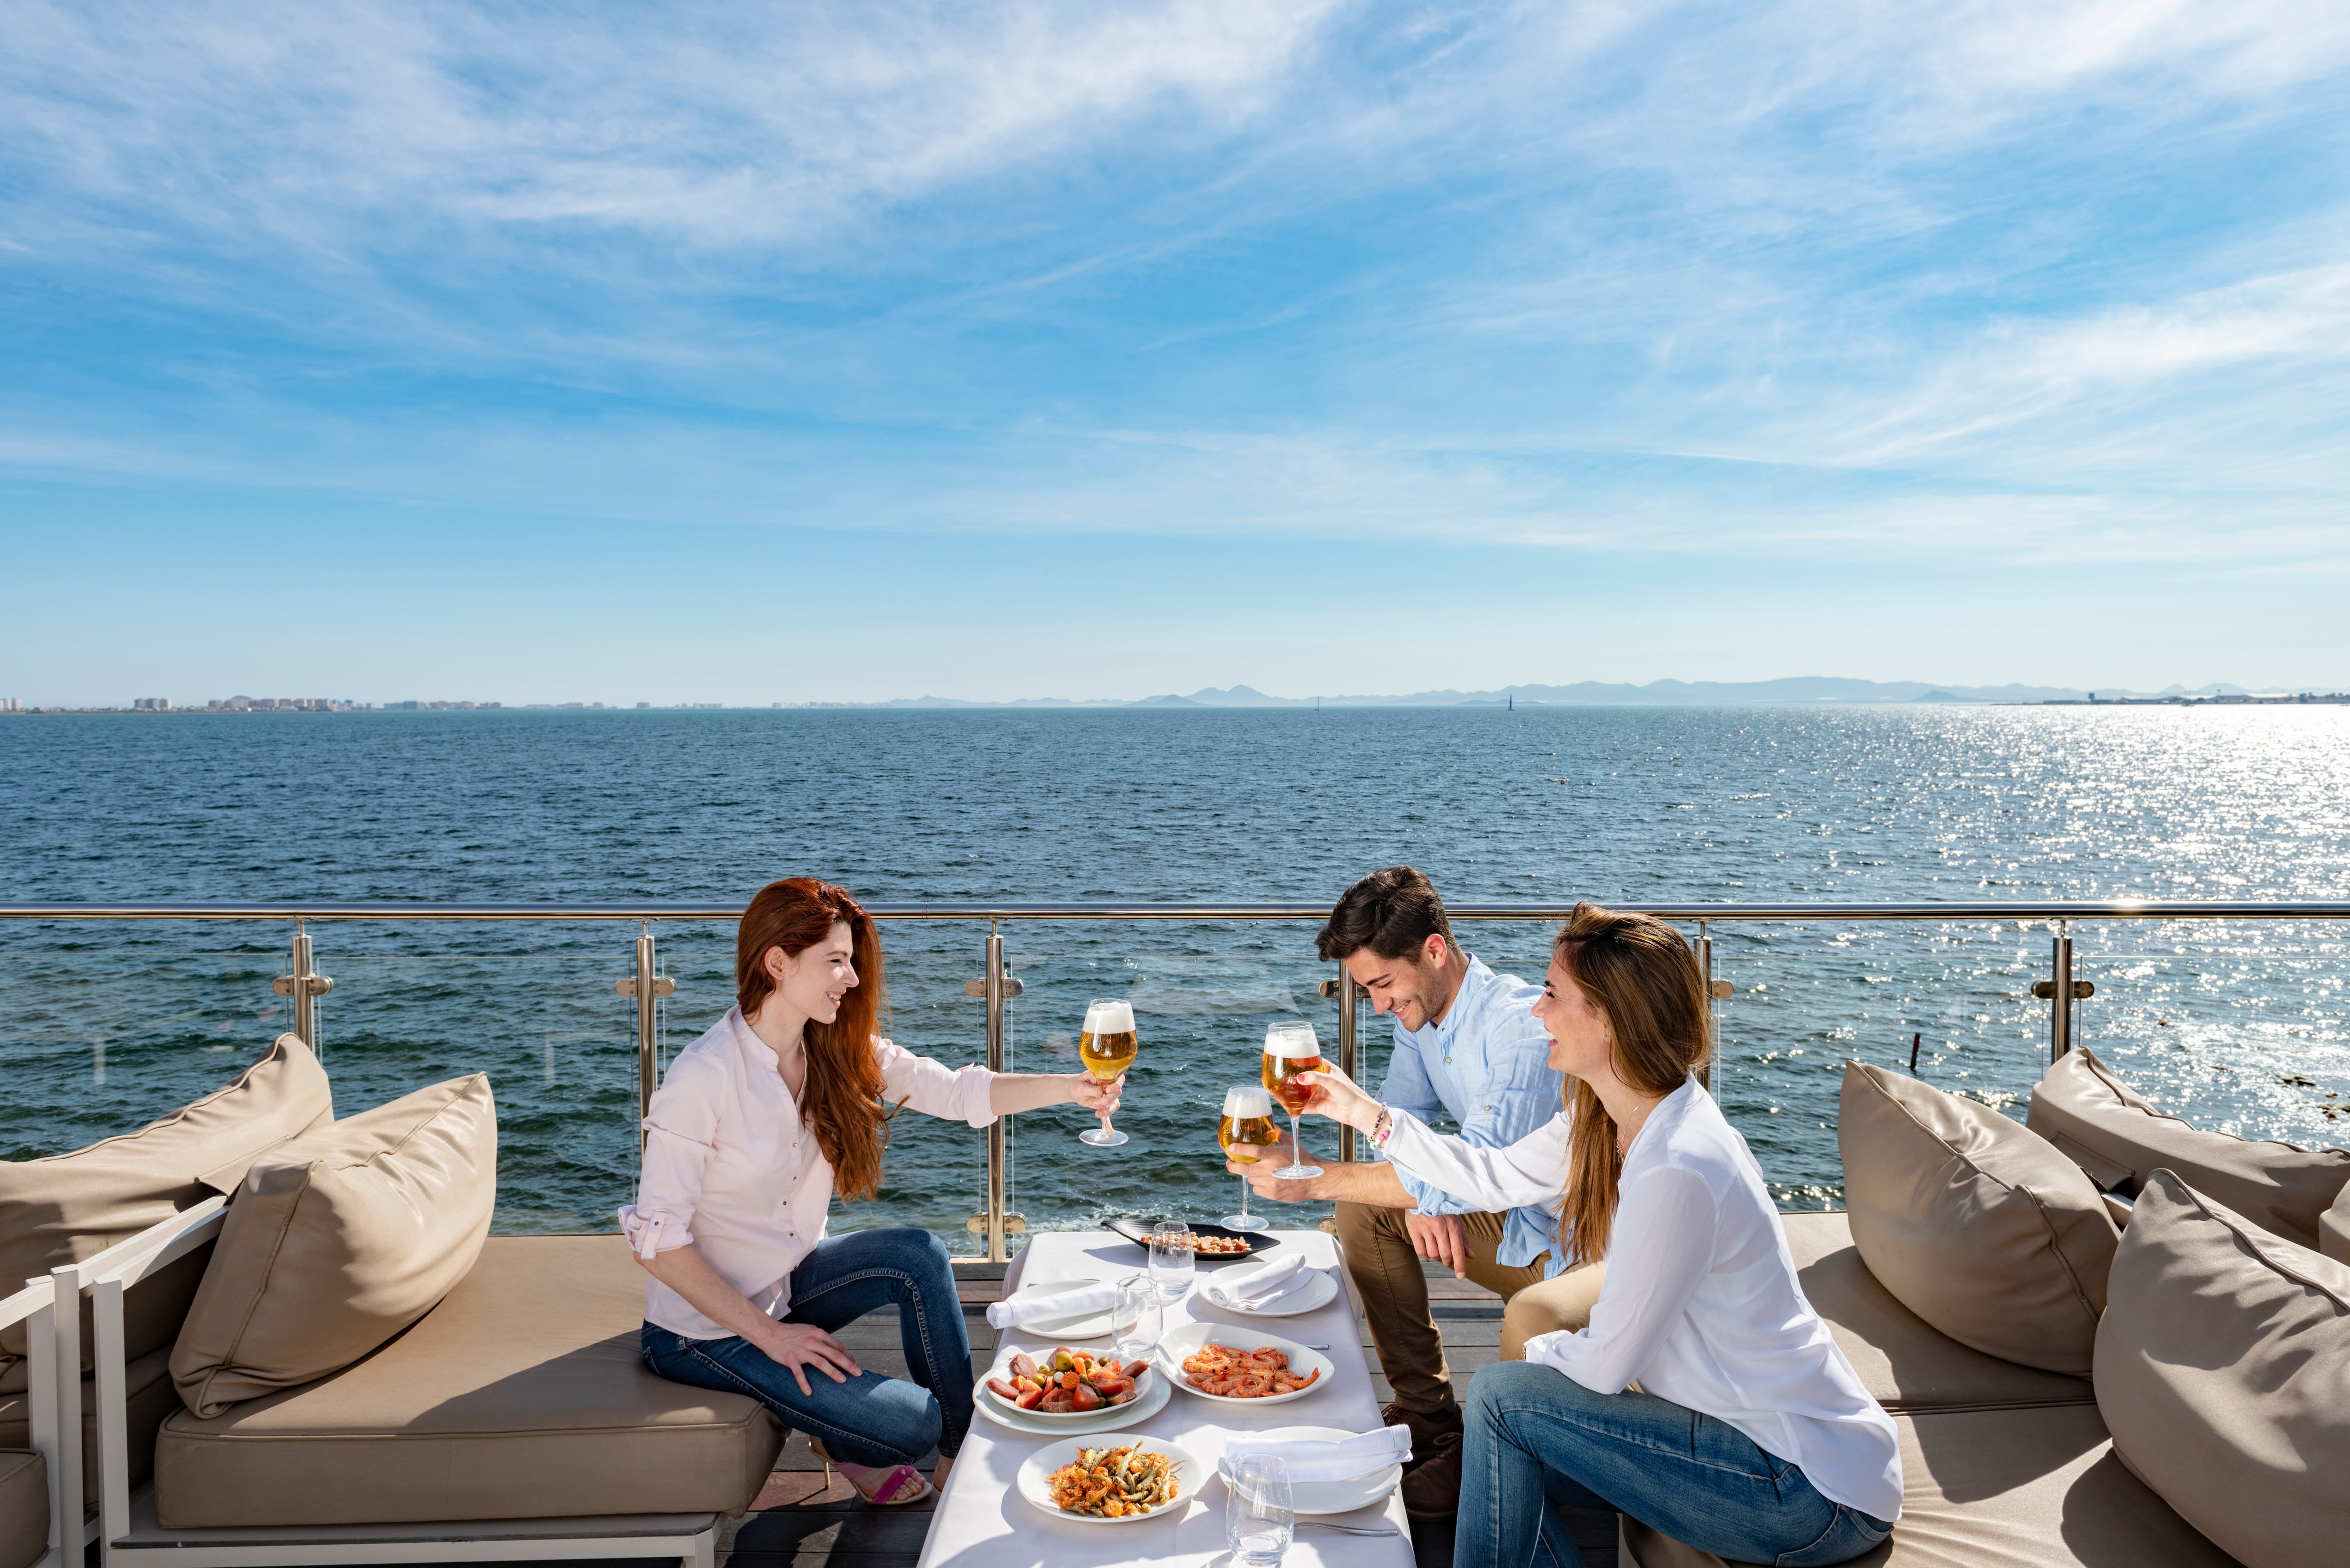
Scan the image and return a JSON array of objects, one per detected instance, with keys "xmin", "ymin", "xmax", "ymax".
[{"xmin": 4, "ymin": 902, "xmax": 2346, "ymax": 1258}]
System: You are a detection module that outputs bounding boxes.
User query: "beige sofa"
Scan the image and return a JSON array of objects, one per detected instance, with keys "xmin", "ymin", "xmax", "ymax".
[{"xmin": 1622, "ymin": 1051, "xmax": 2350, "ymax": 1568}]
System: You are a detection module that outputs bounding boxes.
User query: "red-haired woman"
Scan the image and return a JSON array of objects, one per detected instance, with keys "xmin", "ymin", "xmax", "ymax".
[{"xmin": 620, "ymin": 877, "xmax": 1121, "ymax": 1507}]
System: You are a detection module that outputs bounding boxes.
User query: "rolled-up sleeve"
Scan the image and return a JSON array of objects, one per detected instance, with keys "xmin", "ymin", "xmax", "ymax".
[
  {"xmin": 616, "ymin": 1055, "xmax": 721, "ymax": 1259},
  {"xmin": 878, "ymin": 1039, "xmax": 997, "ymax": 1128},
  {"xmin": 1382, "ymin": 1108, "xmax": 1572, "ymax": 1214}
]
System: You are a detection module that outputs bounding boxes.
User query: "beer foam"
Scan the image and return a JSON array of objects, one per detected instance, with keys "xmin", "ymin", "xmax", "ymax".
[
  {"xmin": 1082, "ymin": 998, "xmax": 1136, "ymax": 1034},
  {"xmin": 1263, "ymin": 1021, "xmax": 1322, "ymax": 1058},
  {"xmin": 1222, "ymin": 1085, "xmax": 1274, "ymax": 1116}
]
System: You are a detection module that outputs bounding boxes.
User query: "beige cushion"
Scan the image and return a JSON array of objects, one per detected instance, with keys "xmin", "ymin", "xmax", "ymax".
[
  {"xmin": 1839, "ymin": 1062, "xmax": 2119, "ymax": 1375},
  {"xmin": 0, "ymin": 1344, "xmax": 177, "ymax": 1509},
  {"xmin": 0, "ymin": 1449, "xmax": 47, "ymax": 1568},
  {"xmin": 1619, "ymin": 1402, "xmax": 2233, "ymax": 1568},
  {"xmin": 0, "ymin": 1035, "xmax": 331, "ymax": 1379},
  {"xmin": 2029, "ymin": 1047, "xmax": 2350, "ymax": 1248},
  {"xmin": 155, "ymin": 1234, "xmax": 784, "ymax": 1528},
  {"xmin": 2319, "ymin": 1177, "xmax": 2350, "ymax": 1265},
  {"xmin": 2095, "ymin": 1167, "xmax": 2350, "ymax": 1568},
  {"xmin": 1500, "ymin": 1261, "xmax": 1606, "ymax": 1361},
  {"xmin": 171, "ymin": 1075, "xmax": 496, "ymax": 1418},
  {"xmin": 1780, "ymin": 1212, "xmax": 2094, "ymax": 1413}
]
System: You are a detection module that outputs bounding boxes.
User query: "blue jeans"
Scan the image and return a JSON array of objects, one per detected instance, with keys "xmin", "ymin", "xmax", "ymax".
[
  {"xmin": 1457, "ymin": 1362, "xmax": 1893, "ymax": 1568},
  {"xmin": 640, "ymin": 1227, "xmax": 973, "ymax": 1469}
]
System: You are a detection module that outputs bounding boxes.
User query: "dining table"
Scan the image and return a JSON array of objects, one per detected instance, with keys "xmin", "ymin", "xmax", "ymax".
[{"xmin": 915, "ymin": 1227, "xmax": 1417, "ymax": 1568}]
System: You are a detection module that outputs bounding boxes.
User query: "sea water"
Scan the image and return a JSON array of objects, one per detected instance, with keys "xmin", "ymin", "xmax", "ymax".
[{"xmin": 2, "ymin": 705, "xmax": 2344, "ymax": 1244}]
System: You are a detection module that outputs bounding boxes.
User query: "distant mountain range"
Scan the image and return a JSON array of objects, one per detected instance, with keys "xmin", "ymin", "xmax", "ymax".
[{"xmin": 864, "ymin": 679, "xmax": 2271, "ymax": 709}]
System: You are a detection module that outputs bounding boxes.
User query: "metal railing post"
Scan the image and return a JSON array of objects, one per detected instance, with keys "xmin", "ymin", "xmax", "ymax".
[
  {"xmin": 615, "ymin": 924, "xmax": 674, "ymax": 1152},
  {"xmin": 985, "ymin": 922, "xmax": 1008, "ymax": 1263},
  {"xmin": 273, "ymin": 921, "xmax": 333, "ymax": 1051},
  {"xmin": 1698, "ymin": 921, "xmax": 1715, "ymax": 1091},
  {"xmin": 2049, "ymin": 924, "xmax": 2075, "ymax": 1062},
  {"xmin": 1338, "ymin": 968, "xmax": 1361, "ymax": 1163}
]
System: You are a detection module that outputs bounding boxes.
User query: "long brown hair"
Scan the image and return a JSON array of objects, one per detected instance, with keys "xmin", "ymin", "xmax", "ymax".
[
  {"xmin": 1553, "ymin": 902, "xmax": 1713, "ymax": 1267},
  {"xmin": 736, "ymin": 877, "xmax": 893, "ymax": 1202}
]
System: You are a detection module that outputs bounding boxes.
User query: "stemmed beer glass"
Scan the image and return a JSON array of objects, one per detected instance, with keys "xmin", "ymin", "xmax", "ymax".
[
  {"xmin": 1261, "ymin": 1022, "xmax": 1326, "ymax": 1180},
  {"xmin": 1077, "ymin": 999, "xmax": 1137, "ymax": 1148},
  {"xmin": 1217, "ymin": 1085, "xmax": 1279, "ymax": 1233}
]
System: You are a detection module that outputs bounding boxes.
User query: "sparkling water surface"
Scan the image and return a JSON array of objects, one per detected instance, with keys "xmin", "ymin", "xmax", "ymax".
[{"xmin": 3, "ymin": 706, "xmax": 2345, "ymax": 1245}]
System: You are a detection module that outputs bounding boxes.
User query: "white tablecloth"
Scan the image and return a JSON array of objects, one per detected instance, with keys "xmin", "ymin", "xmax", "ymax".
[{"xmin": 917, "ymin": 1229, "xmax": 1416, "ymax": 1568}]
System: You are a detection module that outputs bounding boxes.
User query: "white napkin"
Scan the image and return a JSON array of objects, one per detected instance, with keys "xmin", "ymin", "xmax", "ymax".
[
  {"xmin": 1201, "ymin": 1252, "xmax": 1314, "ymax": 1311},
  {"xmin": 1220, "ymin": 1426, "xmax": 1415, "ymax": 1484},
  {"xmin": 985, "ymin": 1280, "xmax": 1124, "ymax": 1331}
]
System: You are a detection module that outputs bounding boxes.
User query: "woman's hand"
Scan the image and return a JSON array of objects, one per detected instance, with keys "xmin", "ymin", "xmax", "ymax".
[
  {"xmin": 1294, "ymin": 1066, "xmax": 1383, "ymax": 1132},
  {"xmin": 1067, "ymin": 1072, "xmax": 1123, "ymax": 1116},
  {"xmin": 752, "ymin": 1320, "xmax": 864, "ymax": 1396}
]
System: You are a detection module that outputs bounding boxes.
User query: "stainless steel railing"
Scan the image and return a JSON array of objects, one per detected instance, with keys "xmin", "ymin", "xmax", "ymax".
[{"xmin": 8, "ymin": 899, "xmax": 2350, "ymax": 1257}]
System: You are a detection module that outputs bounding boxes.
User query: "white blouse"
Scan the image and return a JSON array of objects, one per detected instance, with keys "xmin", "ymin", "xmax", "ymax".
[
  {"xmin": 1380, "ymin": 1079, "xmax": 1903, "ymax": 1522},
  {"xmin": 618, "ymin": 1005, "xmax": 996, "ymax": 1340}
]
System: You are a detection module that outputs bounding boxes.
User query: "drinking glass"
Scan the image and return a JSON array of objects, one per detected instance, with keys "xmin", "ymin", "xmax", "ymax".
[
  {"xmin": 1077, "ymin": 998, "xmax": 1138, "ymax": 1148},
  {"xmin": 1261, "ymin": 1022, "xmax": 1326, "ymax": 1180},
  {"xmin": 1110, "ymin": 1274, "xmax": 1162, "ymax": 1366},
  {"xmin": 1225, "ymin": 1454, "xmax": 1294, "ymax": 1568},
  {"xmin": 1149, "ymin": 1219, "xmax": 1196, "ymax": 1302},
  {"xmin": 1218, "ymin": 1084, "xmax": 1278, "ymax": 1232}
]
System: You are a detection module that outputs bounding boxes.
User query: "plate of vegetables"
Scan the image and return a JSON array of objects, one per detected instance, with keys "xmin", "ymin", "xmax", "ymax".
[{"xmin": 984, "ymin": 1345, "xmax": 1152, "ymax": 1420}]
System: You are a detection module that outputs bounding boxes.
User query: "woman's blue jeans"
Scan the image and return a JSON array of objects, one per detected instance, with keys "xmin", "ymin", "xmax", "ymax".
[
  {"xmin": 1458, "ymin": 1362, "xmax": 1893, "ymax": 1568},
  {"xmin": 640, "ymin": 1227, "xmax": 973, "ymax": 1469}
]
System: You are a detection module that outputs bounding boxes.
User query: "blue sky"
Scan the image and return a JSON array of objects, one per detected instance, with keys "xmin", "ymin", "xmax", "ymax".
[{"xmin": 3, "ymin": 0, "xmax": 2347, "ymax": 704}]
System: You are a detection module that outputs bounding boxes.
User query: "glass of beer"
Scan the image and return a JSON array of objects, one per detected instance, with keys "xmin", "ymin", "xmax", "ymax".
[
  {"xmin": 1261, "ymin": 1021, "xmax": 1325, "ymax": 1179},
  {"xmin": 1218, "ymin": 1084, "xmax": 1278, "ymax": 1231},
  {"xmin": 1077, "ymin": 998, "xmax": 1138, "ymax": 1148}
]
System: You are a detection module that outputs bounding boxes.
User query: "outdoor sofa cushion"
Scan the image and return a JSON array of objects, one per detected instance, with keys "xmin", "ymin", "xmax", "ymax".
[
  {"xmin": 1618, "ymin": 1402, "xmax": 2233, "ymax": 1568},
  {"xmin": 1779, "ymin": 1212, "xmax": 2094, "ymax": 1414},
  {"xmin": 2320, "ymin": 1178, "xmax": 2350, "ymax": 1264},
  {"xmin": 0, "ymin": 1449, "xmax": 47, "ymax": 1568},
  {"xmin": 2028, "ymin": 1047, "xmax": 2350, "ymax": 1249},
  {"xmin": 2095, "ymin": 1168, "xmax": 2350, "ymax": 1568},
  {"xmin": 0, "ymin": 1034, "xmax": 331, "ymax": 1385},
  {"xmin": 0, "ymin": 1343, "xmax": 176, "ymax": 1508},
  {"xmin": 154, "ymin": 1233, "xmax": 784, "ymax": 1529},
  {"xmin": 172, "ymin": 1073, "xmax": 497, "ymax": 1417},
  {"xmin": 1839, "ymin": 1062, "xmax": 2119, "ymax": 1375}
]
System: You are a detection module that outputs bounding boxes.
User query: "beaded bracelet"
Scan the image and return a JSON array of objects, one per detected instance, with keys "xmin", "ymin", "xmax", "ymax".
[{"xmin": 1369, "ymin": 1107, "xmax": 1394, "ymax": 1149}]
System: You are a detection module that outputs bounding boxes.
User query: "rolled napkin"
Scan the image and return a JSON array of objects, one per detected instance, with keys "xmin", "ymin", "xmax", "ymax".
[
  {"xmin": 1220, "ymin": 1426, "xmax": 1415, "ymax": 1484},
  {"xmin": 1200, "ymin": 1252, "xmax": 1314, "ymax": 1311},
  {"xmin": 985, "ymin": 1279, "xmax": 1125, "ymax": 1331}
]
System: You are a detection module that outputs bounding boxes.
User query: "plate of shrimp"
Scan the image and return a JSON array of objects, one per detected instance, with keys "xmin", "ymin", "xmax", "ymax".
[{"xmin": 1158, "ymin": 1323, "xmax": 1334, "ymax": 1406}]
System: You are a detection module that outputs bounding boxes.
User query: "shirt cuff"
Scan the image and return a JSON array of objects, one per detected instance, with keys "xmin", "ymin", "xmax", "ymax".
[
  {"xmin": 616, "ymin": 1205, "xmax": 694, "ymax": 1260},
  {"xmin": 948, "ymin": 1062, "xmax": 996, "ymax": 1128}
]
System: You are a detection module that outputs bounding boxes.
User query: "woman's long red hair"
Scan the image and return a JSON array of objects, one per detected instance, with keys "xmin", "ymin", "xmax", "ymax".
[{"xmin": 737, "ymin": 877, "xmax": 892, "ymax": 1202}]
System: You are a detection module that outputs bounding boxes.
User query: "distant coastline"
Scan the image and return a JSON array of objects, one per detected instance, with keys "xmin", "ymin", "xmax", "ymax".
[{"xmin": 8, "ymin": 678, "xmax": 2350, "ymax": 714}]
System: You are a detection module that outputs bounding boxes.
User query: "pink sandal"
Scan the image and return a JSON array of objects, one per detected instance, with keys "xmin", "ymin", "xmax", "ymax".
[{"xmin": 810, "ymin": 1440, "xmax": 935, "ymax": 1507}]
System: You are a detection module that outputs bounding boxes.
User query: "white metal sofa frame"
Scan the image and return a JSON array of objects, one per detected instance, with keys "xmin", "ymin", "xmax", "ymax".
[
  {"xmin": 2, "ymin": 1274, "xmax": 66, "ymax": 1568},
  {"xmin": 74, "ymin": 1203, "xmax": 720, "ymax": 1568}
]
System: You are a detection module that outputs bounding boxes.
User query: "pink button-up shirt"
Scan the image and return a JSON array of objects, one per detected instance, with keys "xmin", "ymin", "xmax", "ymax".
[{"xmin": 618, "ymin": 1005, "xmax": 996, "ymax": 1340}]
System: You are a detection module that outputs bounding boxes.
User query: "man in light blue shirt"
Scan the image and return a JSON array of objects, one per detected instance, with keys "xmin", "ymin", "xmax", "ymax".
[{"xmin": 1229, "ymin": 866, "xmax": 1603, "ymax": 1520}]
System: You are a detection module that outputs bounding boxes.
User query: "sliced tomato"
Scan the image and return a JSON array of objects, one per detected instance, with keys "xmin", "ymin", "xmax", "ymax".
[
  {"xmin": 1016, "ymin": 1386, "xmax": 1045, "ymax": 1410},
  {"xmin": 1089, "ymin": 1375, "xmax": 1133, "ymax": 1398},
  {"xmin": 1072, "ymin": 1382, "xmax": 1104, "ymax": 1412}
]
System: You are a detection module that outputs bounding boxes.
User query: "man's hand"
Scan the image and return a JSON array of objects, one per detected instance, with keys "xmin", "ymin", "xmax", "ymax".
[
  {"xmin": 1225, "ymin": 1131, "xmax": 1321, "ymax": 1203},
  {"xmin": 752, "ymin": 1321, "xmax": 863, "ymax": 1396},
  {"xmin": 1406, "ymin": 1212, "xmax": 1473, "ymax": 1279}
]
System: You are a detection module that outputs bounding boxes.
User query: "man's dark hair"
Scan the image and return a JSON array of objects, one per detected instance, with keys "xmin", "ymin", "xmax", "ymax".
[{"xmin": 1316, "ymin": 866, "xmax": 1455, "ymax": 963}]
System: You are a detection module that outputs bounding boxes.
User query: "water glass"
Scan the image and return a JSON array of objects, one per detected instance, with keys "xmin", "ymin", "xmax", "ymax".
[
  {"xmin": 1110, "ymin": 1274, "xmax": 1162, "ymax": 1365},
  {"xmin": 1225, "ymin": 1454, "xmax": 1294, "ymax": 1567},
  {"xmin": 1148, "ymin": 1220, "xmax": 1196, "ymax": 1302}
]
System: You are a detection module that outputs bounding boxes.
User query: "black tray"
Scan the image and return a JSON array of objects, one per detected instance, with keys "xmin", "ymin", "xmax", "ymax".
[{"xmin": 1104, "ymin": 1217, "xmax": 1261, "ymax": 1258}]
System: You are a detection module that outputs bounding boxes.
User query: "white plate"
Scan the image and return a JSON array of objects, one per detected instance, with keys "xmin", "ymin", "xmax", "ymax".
[
  {"xmin": 996, "ymin": 1278, "xmax": 1116, "ymax": 1338},
  {"xmin": 972, "ymin": 1361, "xmax": 1171, "ymax": 1436},
  {"xmin": 1224, "ymin": 1426, "xmax": 1405, "ymax": 1516},
  {"xmin": 980, "ymin": 1347, "xmax": 1160, "ymax": 1423},
  {"xmin": 1195, "ymin": 1267, "xmax": 1339, "ymax": 1319},
  {"xmin": 1159, "ymin": 1324, "xmax": 1336, "ymax": 1408},
  {"xmin": 1016, "ymin": 1434, "xmax": 1202, "ymax": 1526}
]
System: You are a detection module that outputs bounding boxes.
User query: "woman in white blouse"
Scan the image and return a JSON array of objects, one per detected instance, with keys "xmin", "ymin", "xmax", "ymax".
[
  {"xmin": 620, "ymin": 877, "xmax": 1121, "ymax": 1508},
  {"xmin": 1297, "ymin": 903, "xmax": 1899, "ymax": 1568}
]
